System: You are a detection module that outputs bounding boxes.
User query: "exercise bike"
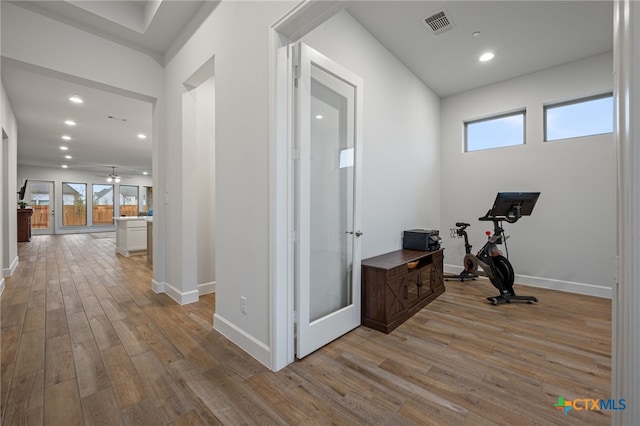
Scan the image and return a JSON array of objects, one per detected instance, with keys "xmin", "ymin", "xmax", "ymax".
[{"xmin": 445, "ymin": 192, "xmax": 540, "ymax": 305}]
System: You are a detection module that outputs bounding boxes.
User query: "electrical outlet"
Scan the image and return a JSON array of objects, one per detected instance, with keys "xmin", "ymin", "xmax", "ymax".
[{"xmin": 240, "ymin": 296, "xmax": 247, "ymax": 314}]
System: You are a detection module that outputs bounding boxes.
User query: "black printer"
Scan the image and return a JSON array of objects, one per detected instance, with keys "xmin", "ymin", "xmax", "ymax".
[{"xmin": 403, "ymin": 229, "xmax": 441, "ymax": 251}]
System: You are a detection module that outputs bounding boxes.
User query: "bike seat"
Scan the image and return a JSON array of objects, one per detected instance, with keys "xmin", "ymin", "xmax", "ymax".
[{"xmin": 455, "ymin": 222, "xmax": 470, "ymax": 227}]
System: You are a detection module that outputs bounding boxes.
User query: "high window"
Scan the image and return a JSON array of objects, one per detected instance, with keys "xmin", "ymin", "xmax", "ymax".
[
  {"xmin": 544, "ymin": 93, "xmax": 613, "ymax": 141},
  {"xmin": 465, "ymin": 110, "xmax": 526, "ymax": 152},
  {"xmin": 62, "ymin": 182, "xmax": 87, "ymax": 226}
]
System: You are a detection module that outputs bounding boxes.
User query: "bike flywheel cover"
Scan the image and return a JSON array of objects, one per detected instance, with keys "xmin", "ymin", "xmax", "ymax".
[{"xmin": 463, "ymin": 254, "xmax": 479, "ymax": 274}]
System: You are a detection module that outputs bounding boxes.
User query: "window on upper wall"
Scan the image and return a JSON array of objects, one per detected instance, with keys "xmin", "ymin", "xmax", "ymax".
[
  {"xmin": 465, "ymin": 110, "xmax": 526, "ymax": 152},
  {"xmin": 544, "ymin": 93, "xmax": 613, "ymax": 142}
]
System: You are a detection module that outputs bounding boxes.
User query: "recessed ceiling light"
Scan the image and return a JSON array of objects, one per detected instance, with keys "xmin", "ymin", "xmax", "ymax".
[
  {"xmin": 472, "ymin": 31, "xmax": 481, "ymax": 38},
  {"xmin": 69, "ymin": 96, "xmax": 84, "ymax": 104},
  {"xmin": 61, "ymin": 135, "xmax": 71, "ymax": 141},
  {"xmin": 142, "ymin": 171, "xmax": 148, "ymax": 175},
  {"xmin": 64, "ymin": 155, "xmax": 72, "ymax": 159},
  {"xmin": 479, "ymin": 52, "xmax": 495, "ymax": 62},
  {"xmin": 61, "ymin": 164, "xmax": 68, "ymax": 168},
  {"xmin": 315, "ymin": 115, "xmax": 323, "ymax": 120},
  {"xmin": 65, "ymin": 120, "xmax": 76, "ymax": 126},
  {"xmin": 59, "ymin": 146, "xmax": 69, "ymax": 151},
  {"xmin": 137, "ymin": 133, "xmax": 147, "ymax": 139}
]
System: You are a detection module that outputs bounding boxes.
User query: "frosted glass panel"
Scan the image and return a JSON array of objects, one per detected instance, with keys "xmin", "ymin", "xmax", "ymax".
[{"xmin": 309, "ymin": 65, "xmax": 355, "ymax": 322}]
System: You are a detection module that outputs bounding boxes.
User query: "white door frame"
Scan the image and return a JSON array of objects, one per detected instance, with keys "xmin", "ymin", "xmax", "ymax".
[
  {"xmin": 269, "ymin": 1, "xmax": 349, "ymax": 371},
  {"xmin": 612, "ymin": 1, "xmax": 640, "ymax": 424}
]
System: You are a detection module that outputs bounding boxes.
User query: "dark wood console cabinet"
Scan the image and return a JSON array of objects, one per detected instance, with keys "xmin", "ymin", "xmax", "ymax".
[
  {"xmin": 361, "ymin": 248, "xmax": 445, "ymax": 333},
  {"xmin": 17, "ymin": 209, "xmax": 33, "ymax": 242}
]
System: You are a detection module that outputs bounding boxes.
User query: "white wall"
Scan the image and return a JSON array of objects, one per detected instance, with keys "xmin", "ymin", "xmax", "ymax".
[
  {"xmin": 17, "ymin": 165, "xmax": 152, "ymax": 233},
  {"xmin": 440, "ymin": 52, "xmax": 614, "ymax": 296},
  {"xmin": 1, "ymin": 80, "xmax": 18, "ymax": 282},
  {"xmin": 164, "ymin": 1, "xmax": 296, "ymax": 365},
  {"xmin": 302, "ymin": 10, "xmax": 441, "ymax": 259}
]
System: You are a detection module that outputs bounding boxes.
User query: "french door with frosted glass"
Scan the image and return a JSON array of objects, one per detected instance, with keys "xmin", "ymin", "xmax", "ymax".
[
  {"xmin": 28, "ymin": 181, "xmax": 54, "ymax": 235},
  {"xmin": 295, "ymin": 43, "xmax": 364, "ymax": 358}
]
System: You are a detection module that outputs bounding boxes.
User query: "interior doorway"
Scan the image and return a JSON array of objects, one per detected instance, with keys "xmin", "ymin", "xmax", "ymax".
[
  {"xmin": 269, "ymin": 1, "xmax": 353, "ymax": 370},
  {"xmin": 180, "ymin": 56, "xmax": 216, "ymax": 300}
]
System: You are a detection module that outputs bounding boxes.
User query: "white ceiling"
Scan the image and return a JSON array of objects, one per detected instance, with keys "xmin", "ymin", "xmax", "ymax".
[
  {"xmin": 1, "ymin": 1, "xmax": 613, "ymax": 174},
  {"xmin": 347, "ymin": 1, "xmax": 613, "ymax": 97},
  {"xmin": 3, "ymin": 61, "xmax": 153, "ymax": 175},
  {"xmin": 9, "ymin": 0, "xmax": 217, "ymax": 64}
]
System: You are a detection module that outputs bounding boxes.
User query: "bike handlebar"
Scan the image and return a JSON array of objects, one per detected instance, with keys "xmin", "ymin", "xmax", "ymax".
[{"xmin": 478, "ymin": 206, "xmax": 522, "ymax": 224}]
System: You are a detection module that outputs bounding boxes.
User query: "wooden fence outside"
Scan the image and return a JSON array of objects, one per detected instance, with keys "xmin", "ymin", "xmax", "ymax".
[
  {"xmin": 93, "ymin": 206, "xmax": 114, "ymax": 225},
  {"xmin": 32, "ymin": 205, "xmax": 49, "ymax": 229},
  {"xmin": 119, "ymin": 205, "xmax": 139, "ymax": 217},
  {"xmin": 63, "ymin": 206, "xmax": 87, "ymax": 226},
  {"xmin": 31, "ymin": 204, "xmax": 140, "ymax": 228}
]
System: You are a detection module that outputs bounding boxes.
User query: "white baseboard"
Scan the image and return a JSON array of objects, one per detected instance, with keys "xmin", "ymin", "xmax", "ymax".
[
  {"xmin": 151, "ymin": 279, "xmax": 203, "ymax": 304},
  {"xmin": 213, "ymin": 313, "xmax": 271, "ymax": 369},
  {"xmin": 513, "ymin": 273, "xmax": 611, "ymax": 298},
  {"xmin": 0, "ymin": 278, "xmax": 5, "ymax": 296},
  {"xmin": 152, "ymin": 279, "xmax": 166, "ymax": 294},
  {"xmin": 3, "ymin": 256, "xmax": 19, "ymax": 277},
  {"xmin": 444, "ymin": 263, "xmax": 612, "ymax": 299},
  {"xmin": 164, "ymin": 282, "xmax": 199, "ymax": 304},
  {"xmin": 198, "ymin": 281, "xmax": 216, "ymax": 295},
  {"xmin": 53, "ymin": 226, "xmax": 116, "ymax": 235}
]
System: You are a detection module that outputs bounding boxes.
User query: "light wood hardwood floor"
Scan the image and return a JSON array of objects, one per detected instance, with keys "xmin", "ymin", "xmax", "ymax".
[{"xmin": 1, "ymin": 234, "xmax": 611, "ymax": 425}]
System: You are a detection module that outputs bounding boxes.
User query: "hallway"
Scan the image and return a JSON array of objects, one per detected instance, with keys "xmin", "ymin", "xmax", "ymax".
[
  {"xmin": 1, "ymin": 234, "xmax": 611, "ymax": 425},
  {"xmin": 1, "ymin": 233, "xmax": 220, "ymax": 424}
]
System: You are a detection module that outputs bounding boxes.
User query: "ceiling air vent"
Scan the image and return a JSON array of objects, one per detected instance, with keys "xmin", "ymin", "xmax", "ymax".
[{"xmin": 422, "ymin": 9, "xmax": 455, "ymax": 36}]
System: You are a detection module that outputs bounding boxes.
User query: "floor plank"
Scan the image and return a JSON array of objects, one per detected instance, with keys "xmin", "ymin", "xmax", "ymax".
[
  {"xmin": 101, "ymin": 345, "xmax": 148, "ymax": 408},
  {"xmin": 81, "ymin": 387, "xmax": 125, "ymax": 426},
  {"xmin": 44, "ymin": 333, "xmax": 76, "ymax": 387},
  {"xmin": 44, "ymin": 378, "xmax": 82, "ymax": 425}
]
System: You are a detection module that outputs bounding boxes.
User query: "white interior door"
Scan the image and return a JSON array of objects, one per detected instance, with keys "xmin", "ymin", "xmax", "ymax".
[
  {"xmin": 295, "ymin": 43, "xmax": 363, "ymax": 358},
  {"xmin": 28, "ymin": 181, "xmax": 54, "ymax": 235}
]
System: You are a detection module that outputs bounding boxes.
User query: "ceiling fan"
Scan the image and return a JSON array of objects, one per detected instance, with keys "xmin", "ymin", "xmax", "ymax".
[{"xmin": 96, "ymin": 166, "xmax": 125, "ymax": 183}]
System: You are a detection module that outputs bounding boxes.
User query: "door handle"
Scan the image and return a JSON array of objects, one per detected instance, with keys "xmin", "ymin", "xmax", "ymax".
[{"xmin": 345, "ymin": 230, "xmax": 363, "ymax": 237}]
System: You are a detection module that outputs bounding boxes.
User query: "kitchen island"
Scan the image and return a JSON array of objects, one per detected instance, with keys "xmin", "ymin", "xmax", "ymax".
[{"xmin": 114, "ymin": 216, "xmax": 148, "ymax": 257}]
